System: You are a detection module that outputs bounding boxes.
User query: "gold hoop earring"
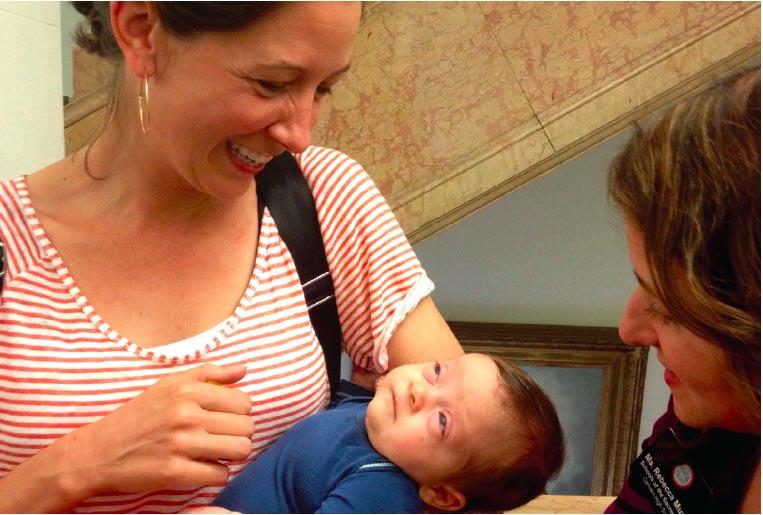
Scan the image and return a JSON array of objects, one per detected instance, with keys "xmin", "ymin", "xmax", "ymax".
[{"xmin": 138, "ymin": 76, "xmax": 150, "ymax": 134}]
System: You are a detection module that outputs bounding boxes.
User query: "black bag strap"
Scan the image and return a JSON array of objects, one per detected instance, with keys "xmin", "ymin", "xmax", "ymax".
[{"xmin": 256, "ymin": 152, "xmax": 343, "ymax": 396}]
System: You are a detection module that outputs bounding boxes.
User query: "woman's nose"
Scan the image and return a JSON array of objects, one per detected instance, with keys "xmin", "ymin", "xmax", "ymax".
[
  {"xmin": 618, "ymin": 290, "xmax": 659, "ymax": 347},
  {"xmin": 267, "ymin": 96, "xmax": 316, "ymax": 154}
]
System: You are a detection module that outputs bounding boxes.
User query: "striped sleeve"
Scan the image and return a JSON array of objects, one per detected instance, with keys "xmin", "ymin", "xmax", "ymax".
[
  {"xmin": 0, "ymin": 178, "xmax": 42, "ymax": 287},
  {"xmin": 296, "ymin": 147, "xmax": 433, "ymax": 373}
]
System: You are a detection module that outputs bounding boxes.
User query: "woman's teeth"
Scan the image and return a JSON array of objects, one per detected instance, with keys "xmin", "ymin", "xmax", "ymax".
[{"xmin": 228, "ymin": 142, "xmax": 272, "ymax": 166}]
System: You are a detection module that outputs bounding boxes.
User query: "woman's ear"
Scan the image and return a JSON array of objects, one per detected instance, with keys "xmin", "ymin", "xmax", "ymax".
[
  {"xmin": 110, "ymin": 1, "xmax": 160, "ymax": 78},
  {"xmin": 418, "ymin": 485, "xmax": 466, "ymax": 512}
]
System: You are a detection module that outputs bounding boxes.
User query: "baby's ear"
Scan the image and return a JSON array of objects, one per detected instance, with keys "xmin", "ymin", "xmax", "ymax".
[{"xmin": 418, "ymin": 485, "xmax": 466, "ymax": 512}]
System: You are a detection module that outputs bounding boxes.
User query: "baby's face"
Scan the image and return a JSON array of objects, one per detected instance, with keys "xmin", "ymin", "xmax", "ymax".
[{"xmin": 366, "ymin": 353, "xmax": 511, "ymax": 487}]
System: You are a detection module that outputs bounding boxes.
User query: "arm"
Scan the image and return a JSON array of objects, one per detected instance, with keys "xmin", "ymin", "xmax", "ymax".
[
  {"xmin": 0, "ymin": 440, "xmax": 88, "ymax": 513},
  {"xmin": 299, "ymin": 148, "xmax": 462, "ymax": 381},
  {"xmin": 351, "ymin": 297, "xmax": 463, "ymax": 390},
  {"xmin": 0, "ymin": 365, "xmax": 254, "ymax": 513},
  {"xmin": 386, "ymin": 296, "xmax": 463, "ymax": 369}
]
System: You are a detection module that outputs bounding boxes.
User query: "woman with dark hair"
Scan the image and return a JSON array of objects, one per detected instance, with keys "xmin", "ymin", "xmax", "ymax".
[
  {"xmin": 606, "ymin": 68, "xmax": 760, "ymax": 513},
  {"xmin": 0, "ymin": 2, "xmax": 463, "ymax": 512}
]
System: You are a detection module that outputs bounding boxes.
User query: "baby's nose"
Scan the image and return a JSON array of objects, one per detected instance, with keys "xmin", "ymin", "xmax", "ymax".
[{"xmin": 410, "ymin": 382, "xmax": 432, "ymax": 411}]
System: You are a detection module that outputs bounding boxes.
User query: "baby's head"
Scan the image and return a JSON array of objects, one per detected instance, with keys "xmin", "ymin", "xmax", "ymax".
[{"xmin": 366, "ymin": 353, "xmax": 564, "ymax": 512}]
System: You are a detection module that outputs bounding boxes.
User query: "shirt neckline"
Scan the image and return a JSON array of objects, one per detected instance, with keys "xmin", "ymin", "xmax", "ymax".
[{"xmin": 12, "ymin": 174, "xmax": 266, "ymax": 364}]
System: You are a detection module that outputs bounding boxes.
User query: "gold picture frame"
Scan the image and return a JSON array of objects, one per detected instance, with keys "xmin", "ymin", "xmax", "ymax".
[{"xmin": 448, "ymin": 321, "xmax": 648, "ymax": 496}]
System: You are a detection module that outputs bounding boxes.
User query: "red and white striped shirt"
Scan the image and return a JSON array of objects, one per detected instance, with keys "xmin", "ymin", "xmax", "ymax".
[{"xmin": 0, "ymin": 146, "xmax": 433, "ymax": 513}]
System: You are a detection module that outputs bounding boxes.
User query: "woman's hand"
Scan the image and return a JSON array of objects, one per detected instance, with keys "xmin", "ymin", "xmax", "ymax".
[
  {"xmin": 0, "ymin": 364, "xmax": 254, "ymax": 512},
  {"xmin": 350, "ymin": 366, "xmax": 381, "ymax": 391},
  {"xmin": 60, "ymin": 364, "xmax": 254, "ymax": 497},
  {"xmin": 182, "ymin": 506, "xmax": 240, "ymax": 514}
]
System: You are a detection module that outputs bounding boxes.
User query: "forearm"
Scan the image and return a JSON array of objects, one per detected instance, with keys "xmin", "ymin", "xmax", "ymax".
[
  {"xmin": 386, "ymin": 296, "xmax": 463, "ymax": 369},
  {"xmin": 0, "ymin": 432, "xmax": 96, "ymax": 513}
]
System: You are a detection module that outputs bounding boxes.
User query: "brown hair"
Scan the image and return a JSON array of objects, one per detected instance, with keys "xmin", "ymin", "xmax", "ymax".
[
  {"xmin": 73, "ymin": 1, "xmax": 285, "ymax": 60},
  {"xmin": 608, "ymin": 67, "xmax": 761, "ymax": 422},
  {"xmin": 455, "ymin": 357, "xmax": 565, "ymax": 512}
]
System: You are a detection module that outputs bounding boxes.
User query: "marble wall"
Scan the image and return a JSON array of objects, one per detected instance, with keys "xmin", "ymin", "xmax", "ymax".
[{"xmin": 311, "ymin": 1, "xmax": 760, "ymax": 242}]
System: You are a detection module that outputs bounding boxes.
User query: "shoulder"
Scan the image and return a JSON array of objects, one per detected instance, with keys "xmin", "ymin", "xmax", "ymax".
[
  {"xmin": 294, "ymin": 146, "xmax": 378, "ymax": 195},
  {"xmin": 327, "ymin": 460, "xmax": 422, "ymax": 514},
  {"xmin": 295, "ymin": 146, "xmax": 364, "ymax": 176},
  {"xmin": 0, "ymin": 176, "xmax": 25, "ymax": 216},
  {"xmin": 0, "ymin": 176, "xmax": 32, "ymax": 246}
]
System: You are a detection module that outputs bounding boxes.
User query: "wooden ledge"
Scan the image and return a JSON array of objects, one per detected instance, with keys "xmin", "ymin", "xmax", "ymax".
[{"xmin": 506, "ymin": 495, "xmax": 615, "ymax": 513}]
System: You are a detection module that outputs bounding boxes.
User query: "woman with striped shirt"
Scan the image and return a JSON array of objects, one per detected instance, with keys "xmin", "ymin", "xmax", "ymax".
[{"xmin": 0, "ymin": 2, "xmax": 463, "ymax": 512}]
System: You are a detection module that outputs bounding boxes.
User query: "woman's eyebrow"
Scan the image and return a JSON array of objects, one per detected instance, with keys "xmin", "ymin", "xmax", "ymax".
[
  {"xmin": 633, "ymin": 270, "xmax": 657, "ymax": 296},
  {"xmin": 253, "ymin": 61, "xmax": 352, "ymax": 79}
]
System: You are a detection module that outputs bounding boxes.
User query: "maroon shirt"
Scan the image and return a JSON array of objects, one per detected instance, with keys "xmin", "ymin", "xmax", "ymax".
[{"xmin": 606, "ymin": 398, "xmax": 759, "ymax": 513}]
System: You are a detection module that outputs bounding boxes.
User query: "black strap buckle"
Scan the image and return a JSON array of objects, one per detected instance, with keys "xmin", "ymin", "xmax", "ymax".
[{"xmin": 0, "ymin": 239, "xmax": 6, "ymax": 297}]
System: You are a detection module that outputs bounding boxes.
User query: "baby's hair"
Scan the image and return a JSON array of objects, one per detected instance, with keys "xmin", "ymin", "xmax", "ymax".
[{"xmin": 456, "ymin": 356, "xmax": 565, "ymax": 512}]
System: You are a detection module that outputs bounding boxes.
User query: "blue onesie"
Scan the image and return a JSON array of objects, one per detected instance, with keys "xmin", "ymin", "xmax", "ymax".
[{"xmin": 213, "ymin": 381, "xmax": 424, "ymax": 513}]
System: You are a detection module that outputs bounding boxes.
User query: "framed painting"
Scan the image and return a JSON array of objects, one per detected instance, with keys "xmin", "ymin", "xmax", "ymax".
[{"xmin": 448, "ymin": 321, "xmax": 648, "ymax": 496}]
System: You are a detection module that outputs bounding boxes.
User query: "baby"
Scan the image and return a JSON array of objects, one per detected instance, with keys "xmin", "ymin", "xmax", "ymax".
[{"xmin": 214, "ymin": 353, "xmax": 565, "ymax": 513}]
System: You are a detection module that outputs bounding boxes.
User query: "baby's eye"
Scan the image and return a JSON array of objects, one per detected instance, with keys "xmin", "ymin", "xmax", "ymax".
[
  {"xmin": 438, "ymin": 411, "xmax": 447, "ymax": 436},
  {"xmin": 433, "ymin": 361, "xmax": 441, "ymax": 378}
]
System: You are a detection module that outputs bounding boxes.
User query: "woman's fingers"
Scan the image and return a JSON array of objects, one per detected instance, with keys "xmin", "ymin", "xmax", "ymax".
[
  {"xmin": 203, "ymin": 411, "xmax": 255, "ymax": 438},
  {"xmin": 163, "ymin": 459, "xmax": 232, "ymax": 488},
  {"xmin": 182, "ymin": 507, "xmax": 240, "ymax": 514},
  {"xmin": 180, "ymin": 433, "xmax": 253, "ymax": 462},
  {"xmin": 192, "ymin": 364, "xmax": 248, "ymax": 386},
  {"xmin": 158, "ymin": 366, "xmax": 252, "ymax": 416},
  {"xmin": 196, "ymin": 382, "xmax": 253, "ymax": 416},
  {"xmin": 159, "ymin": 364, "xmax": 247, "ymax": 388}
]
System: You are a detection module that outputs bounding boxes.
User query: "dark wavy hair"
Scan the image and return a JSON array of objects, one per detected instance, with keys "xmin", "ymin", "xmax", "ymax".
[
  {"xmin": 73, "ymin": 2, "xmax": 283, "ymax": 59},
  {"xmin": 608, "ymin": 67, "xmax": 761, "ymax": 426}
]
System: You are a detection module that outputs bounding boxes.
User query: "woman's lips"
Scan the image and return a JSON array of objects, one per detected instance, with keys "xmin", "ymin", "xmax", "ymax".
[
  {"xmin": 664, "ymin": 368, "xmax": 679, "ymax": 387},
  {"xmin": 226, "ymin": 145, "xmax": 266, "ymax": 176}
]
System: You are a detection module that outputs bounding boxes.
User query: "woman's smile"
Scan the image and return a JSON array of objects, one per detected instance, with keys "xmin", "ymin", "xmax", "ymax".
[{"xmin": 226, "ymin": 141, "xmax": 272, "ymax": 176}]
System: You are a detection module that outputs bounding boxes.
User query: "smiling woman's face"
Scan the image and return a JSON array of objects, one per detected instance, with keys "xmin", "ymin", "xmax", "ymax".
[
  {"xmin": 142, "ymin": 2, "xmax": 361, "ymax": 199},
  {"xmin": 617, "ymin": 225, "xmax": 754, "ymax": 432}
]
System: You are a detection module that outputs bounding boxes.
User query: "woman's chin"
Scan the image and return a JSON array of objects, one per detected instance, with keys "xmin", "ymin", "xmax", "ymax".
[{"xmin": 673, "ymin": 394, "xmax": 754, "ymax": 433}]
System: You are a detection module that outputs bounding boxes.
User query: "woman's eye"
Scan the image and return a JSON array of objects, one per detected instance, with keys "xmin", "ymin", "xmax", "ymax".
[
  {"xmin": 438, "ymin": 411, "xmax": 447, "ymax": 435},
  {"xmin": 255, "ymin": 80, "xmax": 286, "ymax": 96},
  {"xmin": 645, "ymin": 303, "xmax": 673, "ymax": 325},
  {"xmin": 315, "ymin": 84, "xmax": 333, "ymax": 98}
]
